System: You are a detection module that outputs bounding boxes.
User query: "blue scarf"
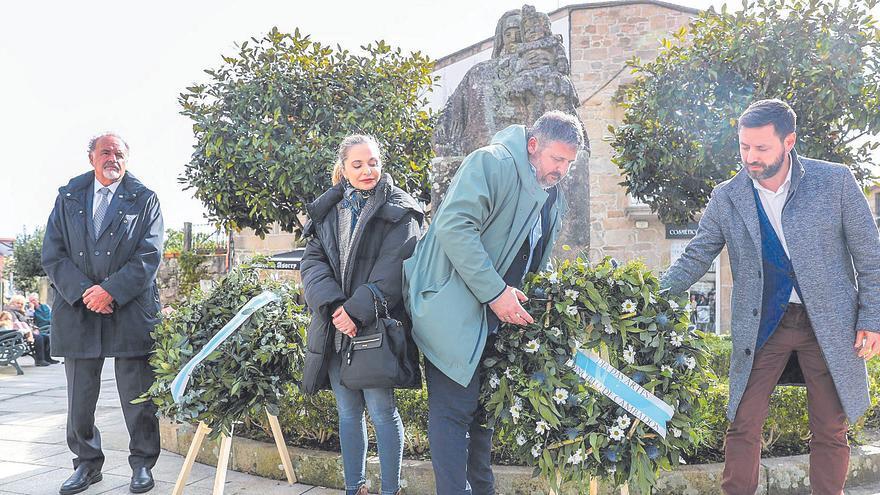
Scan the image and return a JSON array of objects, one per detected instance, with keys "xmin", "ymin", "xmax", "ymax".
[{"xmin": 341, "ymin": 181, "xmax": 376, "ymax": 231}]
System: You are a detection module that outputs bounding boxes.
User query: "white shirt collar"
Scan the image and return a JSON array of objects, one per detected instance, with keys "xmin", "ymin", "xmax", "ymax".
[
  {"xmin": 751, "ymin": 153, "xmax": 792, "ymax": 196},
  {"xmin": 94, "ymin": 177, "xmax": 122, "ymax": 197}
]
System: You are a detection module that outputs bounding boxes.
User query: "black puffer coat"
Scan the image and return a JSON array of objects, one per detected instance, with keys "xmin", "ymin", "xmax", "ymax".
[{"xmin": 300, "ymin": 174, "xmax": 423, "ymax": 393}]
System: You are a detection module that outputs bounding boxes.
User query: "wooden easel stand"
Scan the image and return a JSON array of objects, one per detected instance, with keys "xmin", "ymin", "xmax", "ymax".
[{"xmin": 172, "ymin": 408, "xmax": 296, "ymax": 494}]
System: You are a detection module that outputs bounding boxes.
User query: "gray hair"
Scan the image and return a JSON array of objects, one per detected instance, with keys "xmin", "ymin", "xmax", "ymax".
[
  {"xmin": 88, "ymin": 132, "xmax": 130, "ymax": 155},
  {"xmin": 527, "ymin": 110, "xmax": 586, "ymax": 150}
]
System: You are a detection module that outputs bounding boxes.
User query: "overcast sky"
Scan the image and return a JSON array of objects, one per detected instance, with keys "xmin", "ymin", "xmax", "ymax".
[{"xmin": 0, "ymin": 0, "xmax": 775, "ymax": 238}]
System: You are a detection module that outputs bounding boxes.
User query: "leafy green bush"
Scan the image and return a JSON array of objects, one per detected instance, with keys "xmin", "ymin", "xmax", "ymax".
[
  {"xmin": 611, "ymin": 0, "xmax": 880, "ymax": 224},
  {"xmin": 143, "ymin": 260, "xmax": 307, "ymax": 437},
  {"xmin": 179, "ymin": 28, "xmax": 436, "ymax": 236},
  {"xmin": 10, "ymin": 226, "xmax": 45, "ymax": 294}
]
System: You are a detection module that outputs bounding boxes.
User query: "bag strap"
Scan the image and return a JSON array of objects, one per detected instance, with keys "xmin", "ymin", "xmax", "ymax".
[{"xmin": 365, "ymin": 283, "xmax": 390, "ymax": 320}]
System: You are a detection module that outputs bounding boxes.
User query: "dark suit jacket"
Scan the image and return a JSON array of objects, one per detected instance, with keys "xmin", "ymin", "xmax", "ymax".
[{"xmin": 42, "ymin": 171, "xmax": 164, "ymax": 358}]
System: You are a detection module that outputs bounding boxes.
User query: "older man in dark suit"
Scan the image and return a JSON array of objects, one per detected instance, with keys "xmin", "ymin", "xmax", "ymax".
[{"xmin": 42, "ymin": 132, "xmax": 163, "ymax": 494}]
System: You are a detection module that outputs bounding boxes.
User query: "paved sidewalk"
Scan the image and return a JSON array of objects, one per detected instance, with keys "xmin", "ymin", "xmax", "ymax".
[{"xmin": 0, "ymin": 357, "xmax": 342, "ymax": 495}]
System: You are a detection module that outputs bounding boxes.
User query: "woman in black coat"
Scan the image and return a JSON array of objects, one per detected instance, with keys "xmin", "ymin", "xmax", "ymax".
[{"xmin": 300, "ymin": 135, "xmax": 423, "ymax": 495}]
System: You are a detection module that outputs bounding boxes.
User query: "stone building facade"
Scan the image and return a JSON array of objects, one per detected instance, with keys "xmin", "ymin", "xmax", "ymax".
[{"xmin": 431, "ymin": 0, "xmax": 736, "ymax": 333}]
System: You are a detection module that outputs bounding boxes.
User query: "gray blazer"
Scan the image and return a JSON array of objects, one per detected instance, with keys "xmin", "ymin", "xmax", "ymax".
[{"xmin": 662, "ymin": 151, "xmax": 880, "ymax": 422}]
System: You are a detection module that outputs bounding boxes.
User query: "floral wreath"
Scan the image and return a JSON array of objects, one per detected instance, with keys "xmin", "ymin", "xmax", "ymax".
[{"xmin": 480, "ymin": 256, "xmax": 710, "ymax": 491}]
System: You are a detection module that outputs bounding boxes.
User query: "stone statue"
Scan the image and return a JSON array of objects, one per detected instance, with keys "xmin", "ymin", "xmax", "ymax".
[
  {"xmin": 431, "ymin": 5, "xmax": 590, "ymax": 254},
  {"xmin": 433, "ymin": 5, "xmax": 584, "ymax": 158}
]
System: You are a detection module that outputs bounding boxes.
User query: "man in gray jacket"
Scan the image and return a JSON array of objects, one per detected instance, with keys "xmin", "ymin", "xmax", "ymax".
[
  {"xmin": 662, "ymin": 99, "xmax": 880, "ymax": 494},
  {"xmin": 43, "ymin": 133, "xmax": 163, "ymax": 495}
]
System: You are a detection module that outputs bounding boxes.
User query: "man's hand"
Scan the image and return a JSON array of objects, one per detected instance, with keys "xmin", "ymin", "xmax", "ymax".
[
  {"xmin": 82, "ymin": 285, "xmax": 114, "ymax": 314},
  {"xmin": 332, "ymin": 306, "xmax": 357, "ymax": 337},
  {"xmin": 489, "ymin": 286, "xmax": 534, "ymax": 326},
  {"xmin": 855, "ymin": 330, "xmax": 880, "ymax": 360}
]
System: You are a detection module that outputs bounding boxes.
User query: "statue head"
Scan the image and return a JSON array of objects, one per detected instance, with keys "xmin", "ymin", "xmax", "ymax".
[
  {"xmin": 520, "ymin": 5, "xmax": 552, "ymax": 42},
  {"xmin": 492, "ymin": 10, "xmax": 522, "ymax": 58}
]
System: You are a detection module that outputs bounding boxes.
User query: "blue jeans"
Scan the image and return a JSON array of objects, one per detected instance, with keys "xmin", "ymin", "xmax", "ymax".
[
  {"xmin": 328, "ymin": 352, "xmax": 403, "ymax": 495},
  {"xmin": 426, "ymin": 358, "xmax": 495, "ymax": 495}
]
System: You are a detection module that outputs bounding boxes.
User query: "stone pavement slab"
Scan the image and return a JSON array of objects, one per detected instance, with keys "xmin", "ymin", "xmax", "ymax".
[{"xmin": 0, "ymin": 359, "xmax": 342, "ymax": 495}]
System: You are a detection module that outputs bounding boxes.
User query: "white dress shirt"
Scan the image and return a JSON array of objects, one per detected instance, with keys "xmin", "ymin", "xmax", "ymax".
[
  {"xmin": 93, "ymin": 178, "xmax": 121, "ymax": 219},
  {"xmin": 751, "ymin": 157, "xmax": 801, "ymax": 303}
]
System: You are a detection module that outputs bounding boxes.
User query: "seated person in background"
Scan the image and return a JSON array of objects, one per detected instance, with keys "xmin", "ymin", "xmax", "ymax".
[
  {"xmin": 0, "ymin": 310, "xmax": 16, "ymax": 333},
  {"xmin": 4, "ymin": 295, "xmax": 56, "ymax": 366},
  {"xmin": 29, "ymin": 293, "xmax": 52, "ymax": 331}
]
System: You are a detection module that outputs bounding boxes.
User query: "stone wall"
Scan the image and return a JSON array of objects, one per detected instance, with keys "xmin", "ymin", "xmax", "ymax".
[
  {"xmin": 566, "ymin": 3, "xmax": 732, "ymax": 333},
  {"xmin": 157, "ymin": 253, "xmax": 227, "ymax": 304},
  {"xmin": 569, "ymin": 3, "xmax": 692, "ymax": 265}
]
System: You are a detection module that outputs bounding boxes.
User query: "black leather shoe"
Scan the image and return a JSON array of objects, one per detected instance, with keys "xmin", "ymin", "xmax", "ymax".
[
  {"xmin": 46, "ymin": 358, "xmax": 61, "ymax": 364},
  {"xmin": 129, "ymin": 467, "xmax": 154, "ymax": 493},
  {"xmin": 59, "ymin": 465, "xmax": 102, "ymax": 495},
  {"xmin": 35, "ymin": 360, "xmax": 50, "ymax": 367}
]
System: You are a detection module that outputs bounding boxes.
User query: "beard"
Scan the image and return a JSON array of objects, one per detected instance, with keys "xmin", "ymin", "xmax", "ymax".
[
  {"xmin": 103, "ymin": 164, "xmax": 122, "ymax": 181},
  {"xmin": 538, "ymin": 171, "xmax": 562, "ymax": 188},
  {"xmin": 744, "ymin": 151, "xmax": 785, "ymax": 181}
]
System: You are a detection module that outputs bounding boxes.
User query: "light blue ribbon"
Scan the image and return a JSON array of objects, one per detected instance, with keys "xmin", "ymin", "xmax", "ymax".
[
  {"xmin": 170, "ymin": 290, "xmax": 280, "ymax": 404},
  {"xmin": 572, "ymin": 349, "xmax": 675, "ymax": 437}
]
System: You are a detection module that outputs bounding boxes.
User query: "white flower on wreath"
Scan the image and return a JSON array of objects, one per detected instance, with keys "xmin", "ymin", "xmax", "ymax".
[
  {"xmin": 504, "ymin": 367, "xmax": 515, "ymax": 379},
  {"xmin": 623, "ymin": 345, "xmax": 636, "ymax": 365},
  {"xmin": 531, "ymin": 444, "xmax": 542, "ymax": 458},
  {"xmin": 565, "ymin": 289, "xmax": 580, "ymax": 300},
  {"xmin": 516, "ymin": 434, "xmax": 527, "ymax": 446},
  {"xmin": 621, "ymin": 299, "xmax": 637, "ymax": 313},
  {"xmin": 685, "ymin": 355, "xmax": 697, "ymax": 370},
  {"xmin": 671, "ymin": 427, "xmax": 682, "ymax": 438},
  {"xmin": 670, "ymin": 331, "xmax": 683, "ymax": 347},
  {"xmin": 535, "ymin": 420, "xmax": 550, "ymax": 435},
  {"xmin": 547, "ymin": 272, "xmax": 559, "ymax": 284},
  {"xmin": 649, "ymin": 293, "xmax": 657, "ymax": 304},
  {"xmin": 488, "ymin": 373, "xmax": 500, "ymax": 389},
  {"xmin": 524, "ymin": 340, "xmax": 540, "ymax": 353},
  {"xmin": 552, "ymin": 388, "xmax": 569, "ymax": 405},
  {"xmin": 616, "ymin": 415, "xmax": 631, "ymax": 429},
  {"xmin": 567, "ymin": 449, "xmax": 585, "ymax": 465},
  {"xmin": 510, "ymin": 403, "xmax": 523, "ymax": 423},
  {"xmin": 549, "ymin": 326, "xmax": 562, "ymax": 338},
  {"xmin": 607, "ymin": 277, "xmax": 614, "ymax": 286},
  {"xmin": 604, "ymin": 323, "xmax": 615, "ymax": 334},
  {"xmin": 661, "ymin": 364, "xmax": 674, "ymax": 375},
  {"xmin": 565, "ymin": 305, "xmax": 578, "ymax": 316},
  {"xmin": 609, "ymin": 425, "xmax": 625, "ymax": 442},
  {"xmin": 607, "ymin": 464, "xmax": 617, "ymax": 474},
  {"xmin": 669, "ymin": 300, "xmax": 680, "ymax": 310}
]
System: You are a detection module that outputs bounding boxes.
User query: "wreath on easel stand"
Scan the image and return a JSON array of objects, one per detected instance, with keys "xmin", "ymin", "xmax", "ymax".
[
  {"xmin": 141, "ymin": 260, "xmax": 308, "ymax": 494},
  {"xmin": 481, "ymin": 256, "xmax": 711, "ymax": 493}
]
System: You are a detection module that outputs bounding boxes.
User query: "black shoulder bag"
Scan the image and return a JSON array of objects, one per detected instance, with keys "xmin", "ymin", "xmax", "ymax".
[{"xmin": 339, "ymin": 283, "xmax": 421, "ymax": 390}]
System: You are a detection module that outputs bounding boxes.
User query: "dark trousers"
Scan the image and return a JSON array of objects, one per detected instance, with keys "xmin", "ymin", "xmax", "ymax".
[
  {"xmin": 722, "ymin": 304, "xmax": 849, "ymax": 495},
  {"xmin": 32, "ymin": 333, "xmax": 48, "ymax": 362},
  {"xmin": 426, "ymin": 345, "xmax": 495, "ymax": 495},
  {"xmin": 65, "ymin": 356, "xmax": 160, "ymax": 471}
]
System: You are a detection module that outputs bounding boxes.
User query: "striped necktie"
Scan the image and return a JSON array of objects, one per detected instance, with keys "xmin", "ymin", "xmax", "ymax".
[{"xmin": 93, "ymin": 187, "xmax": 110, "ymax": 239}]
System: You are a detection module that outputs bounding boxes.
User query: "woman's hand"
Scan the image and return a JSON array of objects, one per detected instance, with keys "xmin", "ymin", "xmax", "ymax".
[{"xmin": 332, "ymin": 306, "xmax": 358, "ymax": 337}]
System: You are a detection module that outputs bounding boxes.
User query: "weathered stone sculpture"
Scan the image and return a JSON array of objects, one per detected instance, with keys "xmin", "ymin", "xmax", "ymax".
[{"xmin": 431, "ymin": 4, "xmax": 590, "ymax": 254}]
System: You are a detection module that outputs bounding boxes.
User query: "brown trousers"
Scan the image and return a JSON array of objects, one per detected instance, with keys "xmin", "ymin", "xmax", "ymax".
[{"xmin": 721, "ymin": 304, "xmax": 849, "ymax": 495}]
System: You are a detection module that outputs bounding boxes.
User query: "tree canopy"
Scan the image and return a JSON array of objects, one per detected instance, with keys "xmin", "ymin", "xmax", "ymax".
[
  {"xmin": 611, "ymin": 0, "xmax": 880, "ymax": 224},
  {"xmin": 180, "ymin": 28, "xmax": 436, "ymax": 236}
]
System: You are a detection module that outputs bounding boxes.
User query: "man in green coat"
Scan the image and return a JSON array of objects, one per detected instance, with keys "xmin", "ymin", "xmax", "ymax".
[{"xmin": 403, "ymin": 111, "xmax": 586, "ymax": 494}]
